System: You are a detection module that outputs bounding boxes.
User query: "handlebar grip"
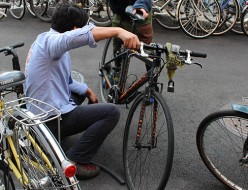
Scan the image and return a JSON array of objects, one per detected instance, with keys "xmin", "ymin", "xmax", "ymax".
[
  {"xmin": 11, "ymin": 42, "xmax": 25, "ymax": 49},
  {"xmin": 190, "ymin": 51, "xmax": 207, "ymax": 58},
  {"xmin": 0, "ymin": 42, "xmax": 24, "ymax": 53},
  {"xmin": 179, "ymin": 50, "xmax": 207, "ymax": 58}
]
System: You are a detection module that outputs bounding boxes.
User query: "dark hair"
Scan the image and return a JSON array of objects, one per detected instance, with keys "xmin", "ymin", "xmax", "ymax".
[{"xmin": 51, "ymin": 0, "xmax": 89, "ymax": 33}]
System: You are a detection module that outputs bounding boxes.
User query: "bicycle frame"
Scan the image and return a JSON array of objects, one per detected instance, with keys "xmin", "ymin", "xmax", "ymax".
[{"xmin": 100, "ymin": 46, "xmax": 164, "ymax": 105}]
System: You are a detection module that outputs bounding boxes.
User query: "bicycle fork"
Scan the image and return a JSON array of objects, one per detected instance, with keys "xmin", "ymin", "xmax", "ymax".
[{"xmin": 134, "ymin": 87, "xmax": 158, "ymax": 150}]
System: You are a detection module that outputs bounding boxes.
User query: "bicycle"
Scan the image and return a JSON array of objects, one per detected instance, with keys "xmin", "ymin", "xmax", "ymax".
[
  {"xmin": 0, "ymin": 43, "xmax": 81, "ymax": 190},
  {"xmin": 196, "ymin": 97, "xmax": 248, "ymax": 189},
  {"xmin": 99, "ymin": 6, "xmax": 207, "ymax": 189}
]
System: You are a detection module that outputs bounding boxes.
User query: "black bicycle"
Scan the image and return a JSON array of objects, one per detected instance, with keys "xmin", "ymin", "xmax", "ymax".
[
  {"xmin": 196, "ymin": 99, "xmax": 248, "ymax": 189},
  {"xmin": 99, "ymin": 8, "xmax": 207, "ymax": 189}
]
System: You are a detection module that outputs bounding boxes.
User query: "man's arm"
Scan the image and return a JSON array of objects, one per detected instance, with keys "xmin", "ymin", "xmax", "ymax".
[{"xmin": 91, "ymin": 27, "xmax": 140, "ymax": 50}]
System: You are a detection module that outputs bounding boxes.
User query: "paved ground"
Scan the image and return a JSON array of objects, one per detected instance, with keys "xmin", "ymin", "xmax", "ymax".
[{"xmin": 1, "ymin": 12, "xmax": 248, "ymax": 190}]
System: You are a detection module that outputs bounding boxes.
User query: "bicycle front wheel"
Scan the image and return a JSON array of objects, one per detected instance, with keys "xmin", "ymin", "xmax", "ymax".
[
  {"xmin": 9, "ymin": 0, "xmax": 25, "ymax": 19},
  {"xmin": 8, "ymin": 112, "xmax": 80, "ymax": 189},
  {"xmin": 196, "ymin": 110, "xmax": 248, "ymax": 189},
  {"xmin": 123, "ymin": 91, "xmax": 174, "ymax": 190},
  {"xmin": 99, "ymin": 37, "xmax": 115, "ymax": 103},
  {"xmin": 29, "ymin": 0, "xmax": 56, "ymax": 22}
]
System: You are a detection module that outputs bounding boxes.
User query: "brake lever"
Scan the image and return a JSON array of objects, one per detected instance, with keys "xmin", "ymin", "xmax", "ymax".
[
  {"xmin": 193, "ymin": 62, "xmax": 203, "ymax": 68},
  {"xmin": 184, "ymin": 50, "xmax": 192, "ymax": 65}
]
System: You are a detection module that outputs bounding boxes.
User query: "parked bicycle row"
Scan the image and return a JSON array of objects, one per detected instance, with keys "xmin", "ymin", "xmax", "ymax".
[
  {"xmin": 1, "ymin": 0, "xmax": 248, "ymax": 38},
  {"xmin": 0, "ymin": 0, "xmax": 112, "ymax": 25}
]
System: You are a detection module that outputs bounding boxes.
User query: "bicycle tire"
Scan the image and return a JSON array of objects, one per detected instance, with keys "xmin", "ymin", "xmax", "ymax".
[
  {"xmin": 7, "ymin": 110, "xmax": 80, "ymax": 189},
  {"xmin": 177, "ymin": 0, "xmax": 221, "ymax": 38},
  {"xmin": 8, "ymin": 0, "xmax": 25, "ymax": 19},
  {"xmin": 231, "ymin": 20, "xmax": 244, "ymax": 34},
  {"xmin": 87, "ymin": 0, "xmax": 112, "ymax": 26},
  {"xmin": 213, "ymin": 0, "xmax": 239, "ymax": 35},
  {"xmin": 29, "ymin": 0, "xmax": 55, "ymax": 22},
  {"xmin": 25, "ymin": 0, "xmax": 35, "ymax": 16},
  {"xmin": 153, "ymin": 0, "xmax": 180, "ymax": 30},
  {"xmin": 241, "ymin": 7, "xmax": 248, "ymax": 37},
  {"xmin": 196, "ymin": 110, "xmax": 248, "ymax": 189},
  {"xmin": 99, "ymin": 37, "xmax": 114, "ymax": 103},
  {"xmin": 0, "ymin": 161, "xmax": 15, "ymax": 190},
  {"xmin": 123, "ymin": 91, "xmax": 174, "ymax": 190}
]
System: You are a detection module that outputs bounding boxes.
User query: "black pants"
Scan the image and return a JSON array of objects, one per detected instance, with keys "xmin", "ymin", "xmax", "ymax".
[{"xmin": 46, "ymin": 94, "xmax": 120, "ymax": 164}]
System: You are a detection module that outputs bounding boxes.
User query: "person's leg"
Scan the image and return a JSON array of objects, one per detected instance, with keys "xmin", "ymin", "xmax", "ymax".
[
  {"xmin": 61, "ymin": 103, "xmax": 120, "ymax": 164},
  {"xmin": 136, "ymin": 23, "xmax": 153, "ymax": 44}
]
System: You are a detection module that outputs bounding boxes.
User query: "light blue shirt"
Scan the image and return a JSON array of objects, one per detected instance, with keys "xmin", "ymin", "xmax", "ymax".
[{"xmin": 25, "ymin": 23, "xmax": 97, "ymax": 115}]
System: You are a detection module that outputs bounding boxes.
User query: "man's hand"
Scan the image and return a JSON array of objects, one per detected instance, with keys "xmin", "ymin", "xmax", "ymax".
[
  {"xmin": 117, "ymin": 29, "xmax": 140, "ymax": 50},
  {"xmin": 133, "ymin": 8, "xmax": 149, "ymax": 19},
  {"xmin": 86, "ymin": 88, "xmax": 98, "ymax": 104}
]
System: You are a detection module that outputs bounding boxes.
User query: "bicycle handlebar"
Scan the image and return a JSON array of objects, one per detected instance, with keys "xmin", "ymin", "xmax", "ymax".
[
  {"xmin": 141, "ymin": 43, "xmax": 207, "ymax": 58},
  {"xmin": 0, "ymin": 42, "xmax": 24, "ymax": 53}
]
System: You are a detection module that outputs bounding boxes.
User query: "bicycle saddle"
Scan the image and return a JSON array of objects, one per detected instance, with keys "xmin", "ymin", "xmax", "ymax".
[
  {"xmin": 0, "ymin": 70, "xmax": 25, "ymax": 91},
  {"xmin": 125, "ymin": 5, "xmax": 145, "ymax": 21}
]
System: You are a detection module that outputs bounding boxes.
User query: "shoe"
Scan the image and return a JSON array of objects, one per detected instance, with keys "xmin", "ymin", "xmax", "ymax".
[{"xmin": 75, "ymin": 163, "xmax": 100, "ymax": 180}]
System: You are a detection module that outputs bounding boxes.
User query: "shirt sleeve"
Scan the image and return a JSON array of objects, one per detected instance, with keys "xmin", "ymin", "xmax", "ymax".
[
  {"xmin": 48, "ymin": 23, "xmax": 97, "ymax": 59},
  {"xmin": 69, "ymin": 77, "xmax": 88, "ymax": 95}
]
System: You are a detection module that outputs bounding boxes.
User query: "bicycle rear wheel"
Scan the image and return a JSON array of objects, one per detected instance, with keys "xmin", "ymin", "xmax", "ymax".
[
  {"xmin": 196, "ymin": 110, "xmax": 248, "ymax": 189},
  {"xmin": 8, "ymin": 0, "xmax": 25, "ymax": 19},
  {"xmin": 7, "ymin": 111, "xmax": 80, "ymax": 189},
  {"xmin": 123, "ymin": 91, "xmax": 174, "ymax": 190}
]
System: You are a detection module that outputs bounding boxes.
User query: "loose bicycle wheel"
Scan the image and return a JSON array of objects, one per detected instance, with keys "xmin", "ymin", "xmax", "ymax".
[
  {"xmin": 153, "ymin": 0, "xmax": 180, "ymax": 30},
  {"xmin": 86, "ymin": 0, "xmax": 112, "ymax": 26},
  {"xmin": 6, "ymin": 112, "xmax": 80, "ymax": 189},
  {"xmin": 241, "ymin": 6, "xmax": 248, "ymax": 37},
  {"xmin": 8, "ymin": 0, "xmax": 25, "ymax": 19},
  {"xmin": 177, "ymin": 0, "xmax": 221, "ymax": 38},
  {"xmin": 0, "ymin": 161, "xmax": 15, "ymax": 190},
  {"xmin": 123, "ymin": 91, "xmax": 174, "ymax": 190},
  {"xmin": 196, "ymin": 110, "xmax": 248, "ymax": 189},
  {"xmin": 99, "ymin": 38, "xmax": 115, "ymax": 103}
]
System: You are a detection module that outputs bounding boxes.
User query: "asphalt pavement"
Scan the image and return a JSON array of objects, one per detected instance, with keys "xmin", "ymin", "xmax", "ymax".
[{"xmin": 1, "ymin": 12, "xmax": 248, "ymax": 190}]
